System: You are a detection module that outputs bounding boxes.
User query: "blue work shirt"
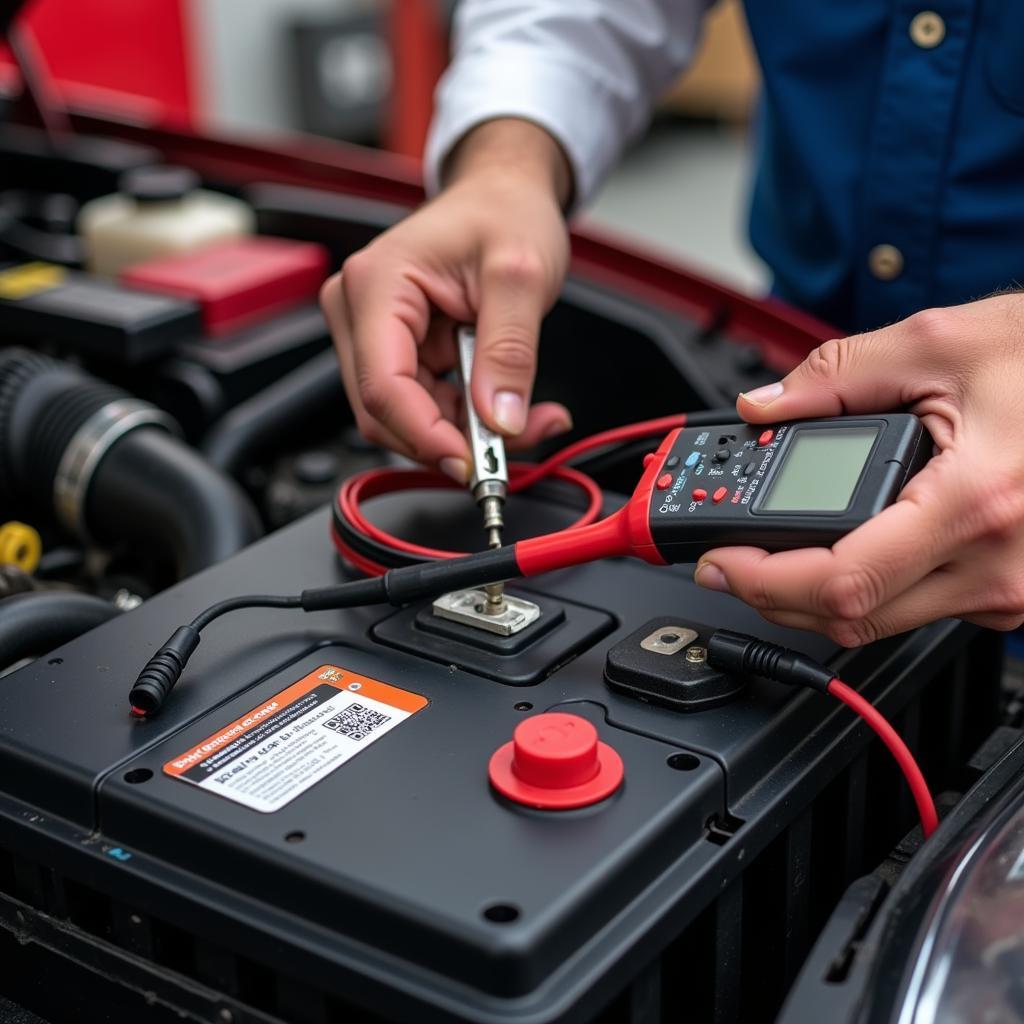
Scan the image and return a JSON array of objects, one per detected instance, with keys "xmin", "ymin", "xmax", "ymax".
[
  {"xmin": 430, "ymin": 0, "xmax": 1022, "ymax": 332},
  {"xmin": 745, "ymin": 0, "xmax": 1024, "ymax": 332}
]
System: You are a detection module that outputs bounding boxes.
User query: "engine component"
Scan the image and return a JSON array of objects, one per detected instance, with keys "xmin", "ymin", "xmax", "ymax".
[
  {"xmin": 0, "ymin": 590, "xmax": 119, "ymax": 667},
  {"xmin": 88, "ymin": 425, "xmax": 262, "ymax": 580},
  {"xmin": 0, "ymin": 519, "xmax": 40, "ymax": 572},
  {"xmin": 0, "ymin": 564, "xmax": 36, "ymax": 598},
  {"xmin": 248, "ymin": 181, "xmax": 405, "ymax": 266},
  {"xmin": 0, "ymin": 124, "xmax": 160, "ymax": 202},
  {"xmin": 0, "ymin": 260, "xmax": 202, "ymax": 363},
  {"xmin": 121, "ymin": 235, "xmax": 329, "ymax": 336},
  {"xmin": 0, "ymin": 348, "xmax": 260, "ymax": 578},
  {"xmin": 200, "ymin": 346, "xmax": 343, "ymax": 476},
  {"xmin": 156, "ymin": 303, "xmax": 331, "ymax": 438},
  {"xmin": 0, "ymin": 188, "xmax": 83, "ymax": 265},
  {"xmin": 77, "ymin": 165, "xmax": 254, "ymax": 278}
]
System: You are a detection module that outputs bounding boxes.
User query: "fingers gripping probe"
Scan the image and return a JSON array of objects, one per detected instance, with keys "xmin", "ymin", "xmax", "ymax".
[{"xmin": 457, "ymin": 326, "xmax": 509, "ymax": 613}]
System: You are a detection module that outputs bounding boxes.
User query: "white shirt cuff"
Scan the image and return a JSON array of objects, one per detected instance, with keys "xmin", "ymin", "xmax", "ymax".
[{"xmin": 424, "ymin": 51, "xmax": 631, "ymax": 212}]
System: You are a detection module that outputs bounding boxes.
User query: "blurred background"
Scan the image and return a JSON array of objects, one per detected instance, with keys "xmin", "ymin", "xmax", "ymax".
[{"xmin": 0, "ymin": 0, "xmax": 767, "ymax": 291}]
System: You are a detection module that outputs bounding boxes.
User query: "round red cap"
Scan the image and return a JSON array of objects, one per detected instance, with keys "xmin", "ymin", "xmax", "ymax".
[{"xmin": 488, "ymin": 713, "xmax": 624, "ymax": 810}]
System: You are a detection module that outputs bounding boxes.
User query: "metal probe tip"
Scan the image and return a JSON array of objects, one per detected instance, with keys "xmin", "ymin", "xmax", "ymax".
[
  {"xmin": 458, "ymin": 326, "xmax": 510, "ymax": 615},
  {"xmin": 481, "ymin": 496, "xmax": 507, "ymax": 612}
]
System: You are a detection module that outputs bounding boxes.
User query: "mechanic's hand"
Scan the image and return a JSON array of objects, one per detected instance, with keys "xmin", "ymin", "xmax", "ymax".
[
  {"xmin": 695, "ymin": 294, "xmax": 1024, "ymax": 645},
  {"xmin": 320, "ymin": 119, "xmax": 574, "ymax": 483}
]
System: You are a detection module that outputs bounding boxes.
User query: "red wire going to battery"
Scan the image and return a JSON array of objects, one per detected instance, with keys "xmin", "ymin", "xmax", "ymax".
[
  {"xmin": 335, "ymin": 414, "xmax": 689, "ymax": 574},
  {"xmin": 827, "ymin": 678, "xmax": 939, "ymax": 837}
]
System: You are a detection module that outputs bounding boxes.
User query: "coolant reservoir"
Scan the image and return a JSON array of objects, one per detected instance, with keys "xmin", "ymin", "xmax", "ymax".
[{"xmin": 78, "ymin": 166, "xmax": 254, "ymax": 278}]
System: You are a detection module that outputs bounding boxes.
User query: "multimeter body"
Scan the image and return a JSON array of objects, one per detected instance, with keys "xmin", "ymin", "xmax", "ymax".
[{"xmin": 644, "ymin": 414, "xmax": 930, "ymax": 563}]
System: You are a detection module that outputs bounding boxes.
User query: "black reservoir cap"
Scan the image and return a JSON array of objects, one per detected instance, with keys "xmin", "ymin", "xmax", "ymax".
[
  {"xmin": 121, "ymin": 165, "xmax": 200, "ymax": 203},
  {"xmin": 0, "ymin": 261, "xmax": 202, "ymax": 364}
]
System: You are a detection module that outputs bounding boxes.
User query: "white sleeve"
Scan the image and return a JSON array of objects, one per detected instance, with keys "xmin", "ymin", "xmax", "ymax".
[{"xmin": 423, "ymin": 0, "xmax": 710, "ymax": 208}]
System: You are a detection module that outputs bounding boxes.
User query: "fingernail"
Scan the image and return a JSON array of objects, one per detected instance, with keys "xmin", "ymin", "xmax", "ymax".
[
  {"xmin": 440, "ymin": 457, "xmax": 469, "ymax": 484},
  {"xmin": 493, "ymin": 391, "xmax": 526, "ymax": 435},
  {"xmin": 542, "ymin": 414, "xmax": 573, "ymax": 440},
  {"xmin": 741, "ymin": 382, "xmax": 784, "ymax": 407},
  {"xmin": 695, "ymin": 561, "xmax": 731, "ymax": 594}
]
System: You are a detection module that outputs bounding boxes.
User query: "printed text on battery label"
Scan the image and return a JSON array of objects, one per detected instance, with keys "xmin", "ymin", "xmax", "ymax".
[{"xmin": 163, "ymin": 666, "xmax": 427, "ymax": 813}]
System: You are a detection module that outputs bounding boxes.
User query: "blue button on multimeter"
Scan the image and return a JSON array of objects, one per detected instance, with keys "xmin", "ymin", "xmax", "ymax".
[{"xmin": 685, "ymin": 451, "xmax": 700, "ymax": 467}]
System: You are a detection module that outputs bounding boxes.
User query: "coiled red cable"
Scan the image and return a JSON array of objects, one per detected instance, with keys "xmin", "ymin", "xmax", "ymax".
[{"xmin": 333, "ymin": 413, "xmax": 701, "ymax": 576}]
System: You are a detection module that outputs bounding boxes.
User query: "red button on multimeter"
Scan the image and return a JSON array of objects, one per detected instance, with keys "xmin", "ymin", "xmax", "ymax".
[
  {"xmin": 712, "ymin": 487, "xmax": 728, "ymax": 503},
  {"xmin": 656, "ymin": 473, "xmax": 673, "ymax": 489},
  {"xmin": 692, "ymin": 488, "xmax": 707, "ymax": 501},
  {"xmin": 758, "ymin": 429, "xmax": 774, "ymax": 446}
]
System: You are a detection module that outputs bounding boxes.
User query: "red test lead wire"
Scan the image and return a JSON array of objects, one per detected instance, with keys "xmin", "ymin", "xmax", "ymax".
[
  {"xmin": 705, "ymin": 630, "xmax": 939, "ymax": 840},
  {"xmin": 826, "ymin": 677, "xmax": 939, "ymax": 837},
  {"xmin": 332, "ymin": 411, "xmax": 730, "ymax": 576}
]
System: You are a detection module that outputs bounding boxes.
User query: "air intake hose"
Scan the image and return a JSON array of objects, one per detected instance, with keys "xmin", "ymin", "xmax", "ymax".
[
  {"xmin": 0, "ymin": 591, "xmax": 120, "ymax": 667},
  {"xmin": 0, "ymin": 348, "xmax": 261, "ymax": 578}
]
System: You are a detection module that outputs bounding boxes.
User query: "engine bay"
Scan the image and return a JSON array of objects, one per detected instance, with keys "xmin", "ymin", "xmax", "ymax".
[{"xmin": 0, "ymin": 119, "xmax": 1016, "ymax": 1024}]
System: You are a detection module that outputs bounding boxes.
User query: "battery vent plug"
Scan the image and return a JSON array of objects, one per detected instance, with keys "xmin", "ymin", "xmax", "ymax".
[{"xmin": 488, "ymin": 712, "xmax": 623, "ymax": 810}]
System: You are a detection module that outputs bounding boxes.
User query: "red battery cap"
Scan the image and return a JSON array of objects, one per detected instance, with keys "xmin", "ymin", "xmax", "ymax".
[
  {"xmin": 488, "ymin": 713, "xmax": 624, "ymax": 810},
  {"xmin": 120, "ymin": 237, "xmax": 329, "ymax": 337}
]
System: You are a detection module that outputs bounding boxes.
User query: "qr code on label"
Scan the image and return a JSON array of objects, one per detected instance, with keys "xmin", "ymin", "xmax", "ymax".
[{"xmin": 323, "ymin": 703, "xmax": 391, "ymax": 741}]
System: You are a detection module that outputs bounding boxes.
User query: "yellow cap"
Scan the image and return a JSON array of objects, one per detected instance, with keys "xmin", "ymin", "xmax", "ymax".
[{"xmin": 0, "ymin": 521, "xmax": 42, "ymax": 573}]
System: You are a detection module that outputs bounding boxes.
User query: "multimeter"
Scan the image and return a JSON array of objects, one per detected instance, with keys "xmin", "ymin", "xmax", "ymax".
[
  {"xmin": 642, "ymin": 413, "xmax": 930, "ymax": 561},
  {"xmin": 512, "ymin": 414, "xmax": 931, "ymax": 576}
]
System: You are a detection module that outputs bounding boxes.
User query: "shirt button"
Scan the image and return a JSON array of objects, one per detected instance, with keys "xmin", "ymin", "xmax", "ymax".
[
  {"xmin": 909, "ymin": 11, "xmax": 945, "ymax": 49},
  {"xmin": 868, "ymin": 244, "xmax": 904, "ymax": 281}
]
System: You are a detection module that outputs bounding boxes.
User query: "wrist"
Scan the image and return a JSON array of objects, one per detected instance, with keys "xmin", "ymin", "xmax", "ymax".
[{"xmin": 443, "ymin": 118, "xmax": 573, "ymax": 210}]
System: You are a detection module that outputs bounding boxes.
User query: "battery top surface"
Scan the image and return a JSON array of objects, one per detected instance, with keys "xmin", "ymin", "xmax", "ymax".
[{"xmin": 0, "ymin": 495, "xmax": 962, "ymax": 1021}]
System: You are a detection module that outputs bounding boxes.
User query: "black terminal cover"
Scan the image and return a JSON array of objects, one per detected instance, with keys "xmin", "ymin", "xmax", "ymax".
[{"xmin": 605, "ymin": 616, "xmax": 747, "ymax": 710}]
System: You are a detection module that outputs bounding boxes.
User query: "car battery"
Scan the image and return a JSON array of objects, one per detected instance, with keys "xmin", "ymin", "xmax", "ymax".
[
  {"xmin": 0, "ymin": 488, "xmax": 1001, "ymax": 1024},
  {"xmin": 120, "ymin": 236, "xmax": 330, "ymax": 336}
]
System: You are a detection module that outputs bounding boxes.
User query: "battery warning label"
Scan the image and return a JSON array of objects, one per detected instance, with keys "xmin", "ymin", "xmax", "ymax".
[{"xmin": 163, "ymin": 666, "xmax": 428, "ymax": 813}]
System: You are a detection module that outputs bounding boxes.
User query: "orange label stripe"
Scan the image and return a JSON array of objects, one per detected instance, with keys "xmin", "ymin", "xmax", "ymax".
[{"xmin": 163, "ymin": 665, "xmax": 427, "ymax": 777}]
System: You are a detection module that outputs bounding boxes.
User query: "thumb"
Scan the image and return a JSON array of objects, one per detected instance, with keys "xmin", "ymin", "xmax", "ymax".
[
  {"xmin": 736, "ymin": 326, "xmax": 916, "ymax": 424},
  {"xmin": 471, "ymin": 252, "xmax": 550, "ymax": 437}
]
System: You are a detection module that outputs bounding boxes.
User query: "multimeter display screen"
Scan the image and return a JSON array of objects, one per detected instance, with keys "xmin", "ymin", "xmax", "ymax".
[{"xmin": 761, "ymin": 427, "xmax": 880, "ymax": 512}]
